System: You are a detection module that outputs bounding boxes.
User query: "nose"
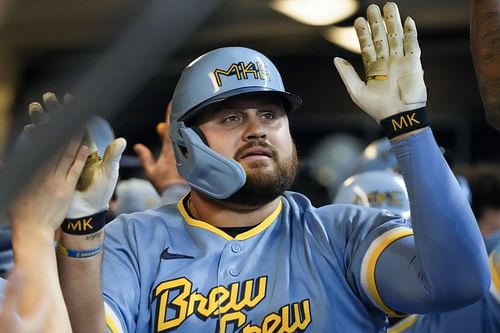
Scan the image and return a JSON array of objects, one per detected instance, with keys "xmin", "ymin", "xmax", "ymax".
[{"xmin": 244, "ymin": 116, "xmax": 266, "ymax": 141}]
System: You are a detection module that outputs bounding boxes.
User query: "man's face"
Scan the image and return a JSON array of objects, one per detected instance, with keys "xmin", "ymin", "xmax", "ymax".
[{"xmin": 196, "ymin": 94, "xmax": 298, "ymax": 206}]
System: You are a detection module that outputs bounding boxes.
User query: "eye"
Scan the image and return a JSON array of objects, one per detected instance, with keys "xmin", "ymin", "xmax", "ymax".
[
  {"xmin": 261, "ymin": 112, "xmax": 275, "ymax": 120},
  {"xmin": 221, "ymin": 114, "xmax": 241, "ymax": 123}
]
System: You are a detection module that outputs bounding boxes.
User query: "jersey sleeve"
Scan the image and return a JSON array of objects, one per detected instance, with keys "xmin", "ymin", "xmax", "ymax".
[
  {"xmin": 374, "ymin": 128, "xmax": 490, "ymax": 314},
  {"xmin": 332, "ymin": 205, "xmax": 413, "ymax": 316},
  {"xmin": 102, "ymin": 215, "xmax": 142, "ymax": 333}
]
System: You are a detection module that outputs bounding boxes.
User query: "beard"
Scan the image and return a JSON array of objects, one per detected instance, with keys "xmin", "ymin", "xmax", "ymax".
[{"xmin": 219, "ymin": 140, "xmax": 299, "ymax": 208}]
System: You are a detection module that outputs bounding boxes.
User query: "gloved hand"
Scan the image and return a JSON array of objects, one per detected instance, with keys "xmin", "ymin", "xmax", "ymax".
[
  {"xmin": 334, "ymin": 2, "xmax": 427, "ymax": 122},
  {"xmin": 66, "ymin": 137, "xmax": 126, "ymax": 218},
  {"xmin": 26, "ymin": 92, "xmax": 127, "ymax": 219}
]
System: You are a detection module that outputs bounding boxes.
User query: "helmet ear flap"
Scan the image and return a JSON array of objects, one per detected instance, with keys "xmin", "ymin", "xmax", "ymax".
[
  {"xmin": 190, "ymin": 126, "xmax": 209, "ymax": 145},
  {"xmin": 170, "ymin": 121, "xmax": 246, "ymax": 199}
]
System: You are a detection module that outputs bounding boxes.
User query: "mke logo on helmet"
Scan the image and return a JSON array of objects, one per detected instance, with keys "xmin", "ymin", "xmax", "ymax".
[
  {"xmin": 213, "ymin": 61, "xmax": 271, "ymax": 87},
  {"xmin": 353, "ymin": 191, "xmax": 404, "ymax": 208}
]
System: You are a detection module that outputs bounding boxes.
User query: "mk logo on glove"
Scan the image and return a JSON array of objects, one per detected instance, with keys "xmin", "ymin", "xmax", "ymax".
[
  {"xmin": 391, "ymin": 113, "xmax": 421, "ymax": 131},
  {"xmin": 380, "ymin": 108, "xmax": 430, "ymax": 139},
  {"xmin": 61, "ymin": 211, "xmax": 106, "ymax": 235}
]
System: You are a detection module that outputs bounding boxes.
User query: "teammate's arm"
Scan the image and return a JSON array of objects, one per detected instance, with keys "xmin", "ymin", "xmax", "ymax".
[
  {"xmin": 335, "ymin": 3, "xmax": 490, "ymax": 314},
  {"xmin": 58, "ymin": 130, "xmax": 125, "ymax": 333},
  {"xmin": 7, "ymin": 123, "xmax": 89, "ymax": 333},
  {"xmin": 471, "ymin": 0, "xmax": 500, "ymax": 131},
  {"xmin": 25, "ymin": 92, "xmax": 126, "ymax": 333}
]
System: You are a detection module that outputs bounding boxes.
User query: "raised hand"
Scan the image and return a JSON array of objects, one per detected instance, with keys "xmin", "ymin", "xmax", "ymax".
[
  {"xmin": 334, "ymin": 2, "xmax": 427, "ymax": 122},
  {"xmin": 134, "ymin": 101, "xmax": 187, "ymax": 194},
  {"xmin": 9, "ymin": 132, "xmax": 89, "ymax": 233}
]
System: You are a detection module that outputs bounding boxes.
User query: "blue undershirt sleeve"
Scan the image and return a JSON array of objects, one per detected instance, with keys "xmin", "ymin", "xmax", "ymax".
[{"xmin": 375, "ymin": 128, "xmax": 490, "ymax": 314}]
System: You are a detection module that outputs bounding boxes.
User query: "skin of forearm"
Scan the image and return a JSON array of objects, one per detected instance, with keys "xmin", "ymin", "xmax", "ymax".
[
  {"xmin": 57, "ymin": 231, "xmax": 106, "ymax": 333},
  {"xmin": 12, "ymin": 226, "xmax": 73, "ymax": 333},
  {"xmin": 470, "ymin": 0, "xmax": 500, "ymax": 130}
]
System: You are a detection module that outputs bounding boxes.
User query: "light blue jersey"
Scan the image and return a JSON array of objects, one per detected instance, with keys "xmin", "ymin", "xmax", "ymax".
[
  {"xmin": 103, "ymin": 192, "xmax": 411, "ymax": 332},
  {"xmin": 101, "ymin": 129, "xmax": 490, "ymax": 333},
  {"xmin": 389, "ymin": 242, "xmax": 500, "ymax": 333}
]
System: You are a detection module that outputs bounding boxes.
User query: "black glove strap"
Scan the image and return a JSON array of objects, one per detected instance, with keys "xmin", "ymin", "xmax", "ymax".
[
  {"xmin": 61, "ymin": 211, "xmax": 106, "ymax": 235},
  {"xmin": 380, "ymin": 108, "xmax": 430, "ymax": 139}
]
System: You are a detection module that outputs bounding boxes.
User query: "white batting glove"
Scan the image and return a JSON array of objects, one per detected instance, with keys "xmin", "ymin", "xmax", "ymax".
[
  {"xmin": 334, "ymin": 2, "xmax": 427, "ymax": 122},
  {"xmin": 66, "ymin": 137, "xmax": 126, "ymax": 219}
]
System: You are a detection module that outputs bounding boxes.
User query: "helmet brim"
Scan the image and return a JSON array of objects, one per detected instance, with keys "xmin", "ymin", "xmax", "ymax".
[{"xmin": 180, "ymin": 86, "xmax": 302, "ymax": 123}]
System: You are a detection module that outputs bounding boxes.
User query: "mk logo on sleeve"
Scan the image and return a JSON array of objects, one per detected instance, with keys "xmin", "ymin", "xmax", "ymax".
[
  {"xmin": 153, "ymin": 276, "xmax": 311, "ymax": 332},
  {"xmin": 213, "ymin": 61, "xmax": 271, "ymax": 87}
]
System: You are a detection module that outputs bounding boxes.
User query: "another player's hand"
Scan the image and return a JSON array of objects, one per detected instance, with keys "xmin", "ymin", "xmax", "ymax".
[
  {"xmin": 134, "ymin": 101, "xmax": 187, "ymax": 194},
  {"xmin": 334, "ymin": 2, "xmax": 427, "ymax": 122},
  {"xmin": 24, "ymin": 92, "xmax": 127, "ymax": 219},
  {"xmin": 10, "ymin": 113, "xmax": 89, "ymax": 234}
]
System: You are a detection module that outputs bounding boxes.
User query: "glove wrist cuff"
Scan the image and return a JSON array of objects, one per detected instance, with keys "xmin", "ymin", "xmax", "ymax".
[
  {"xmin": 380, "ymin": 107, "xmax": 429, "ymax": 139},
  {"xmin": 61, "ymin": 211, "xmax": 106, "ymax": 235}
]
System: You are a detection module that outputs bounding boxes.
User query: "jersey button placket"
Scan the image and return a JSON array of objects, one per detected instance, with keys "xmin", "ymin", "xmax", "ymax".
[
  {"xmin": 229, "ymin": 267, "xmax": 239, "ymax": 277},
  {"xmin": 230, "ymin": 242, "xmax": 242, "ymax": 253}
]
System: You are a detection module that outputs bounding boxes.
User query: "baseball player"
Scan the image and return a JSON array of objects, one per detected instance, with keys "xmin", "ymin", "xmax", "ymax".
[
  {"xmin": 333, "ymin": 170, "xmax": 410, "ymax": 220},
  {"xmin": 51, "ymin": 3, "xmax": 490, "ymax": 333}
]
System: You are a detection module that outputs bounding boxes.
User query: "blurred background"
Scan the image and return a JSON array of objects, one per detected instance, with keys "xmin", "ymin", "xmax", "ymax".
[{"xmin": 0, "ymin": 0, "xmax": 497, "ymax": 204}]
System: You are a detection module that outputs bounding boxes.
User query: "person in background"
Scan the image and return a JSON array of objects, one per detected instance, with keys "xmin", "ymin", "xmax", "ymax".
[
  {"xmin": 134, "ymin": 101, "xmax": 190, "ymax": 204},
  {"xmin": 333, "ymin": 170, "xmax": 410, "ymax": 220},
  {"xmin": 110, "ymin": 178, "xmax": 161, "ymax": 215}
]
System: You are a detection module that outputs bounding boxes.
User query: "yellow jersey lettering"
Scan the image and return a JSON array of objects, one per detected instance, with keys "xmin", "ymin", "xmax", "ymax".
[
  {"xmin": 292, "ymin": 299, "xmax": 312, "ymax": 331},
  {"xmin": 217, "ymin": 276, "xmax": 267, "ymax": 315},
  {"xmin": 242, "ymin": 325, "xmax": 261, "ymax": 333},
  {"xmin": 261, "ymin": 313, "xmax": 281, "ymax": 332},
  {"xmin": 218, "ymin": 312, "xmax": 247, "ymax": 333},
  {"xmin": 241, "ymin": 300, "xmax": 311, "ymax": 333},
  {"xmin": 208, "ymin": 286, "xmax": 230, "ymax": 315},
  {"xmin": 187, "ymin": 291, "xmax": 209, "ymax": 318},
  {"xmin": 153, "ymin": 277, "xmax": 312, "ymax": 332},
  {"xmin": 154, "ymin": 278, "xmax": 191, "ymax": 331}
]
